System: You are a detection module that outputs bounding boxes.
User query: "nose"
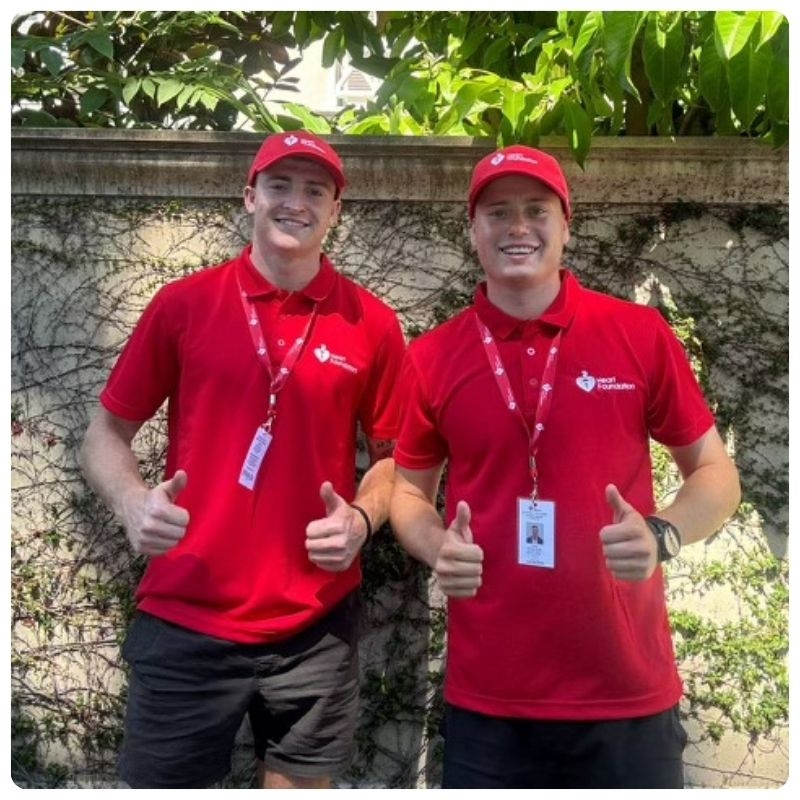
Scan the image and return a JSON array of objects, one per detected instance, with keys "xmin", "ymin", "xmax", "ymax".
[
  {"xmin": 507, "ymin": 207, "xmax": 530, "ymax": 235},
  {"xmin": 280, "ymin": 186, "xmax": 305, "ymax": 211}
]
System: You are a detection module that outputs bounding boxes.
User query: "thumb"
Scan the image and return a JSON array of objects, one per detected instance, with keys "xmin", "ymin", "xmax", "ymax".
[
  {"xmin": 450, "ymin": 500, "xmax": 473, "ymax": 544},
  {"xmin": 320, "ymin": 481, "xmax": 346, "ymax": 516},
  {"xmin": 161, "ymin": 469, "xmax": 187, "ymax": 502},
  {"xmin": 605, "ymin": 483, "xmax": 632, "ymax": 522}
]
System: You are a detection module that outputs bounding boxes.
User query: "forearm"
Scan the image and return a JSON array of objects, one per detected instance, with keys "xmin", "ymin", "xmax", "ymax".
[
  {"xmin": 351, "ymin": 456, "xmax": 395, "ymax": 533},
  {"xmin": 390, "ymin": 467, "xmax": 447, "ymax": 569},
  {"xmin": 79, "ymin": 410, "xmax": 147, "ymax": 520},
  {"xmin": 659, "ymin": 429, "xmax": 741, "ymax": 546},
  {"xmin": 657, "ymin": 460, "xmax": 741, "ymax": 546}
]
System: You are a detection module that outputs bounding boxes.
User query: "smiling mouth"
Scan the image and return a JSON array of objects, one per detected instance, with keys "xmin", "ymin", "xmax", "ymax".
[
  {"xmin": 499, "ymin": 244, "xmax": 538, "ymax": 255},
  {"xmin": 275, "ymin": 217, "xmax": 308, "ymax": 229}
]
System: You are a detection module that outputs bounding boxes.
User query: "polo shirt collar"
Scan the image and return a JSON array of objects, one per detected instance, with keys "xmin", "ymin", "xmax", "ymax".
[
  {"xmin": 474, "ymin": 270, "xmax": 580, "ymax": 339},
  {"xmin": 236, "ymin": 245, "xmax": 337, "ymax": 302}
]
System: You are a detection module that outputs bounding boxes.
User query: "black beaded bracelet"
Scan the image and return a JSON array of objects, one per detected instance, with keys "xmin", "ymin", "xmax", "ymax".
[{"xmin": 350, "ymin": 503, "xmax": 373, "ymax": 540}]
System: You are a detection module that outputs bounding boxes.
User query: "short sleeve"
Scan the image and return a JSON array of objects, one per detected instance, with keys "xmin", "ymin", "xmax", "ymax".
[
  {"xmin": 100, "ymin": 285, "xmax": 181, "ymax": 422},
  {"xmin": 646, "ymin": 311, "xmax": 715, "ymax": 447},
  {"xmin": 394, "ymin": 347, "xmax": 449, "ymax": 470}
]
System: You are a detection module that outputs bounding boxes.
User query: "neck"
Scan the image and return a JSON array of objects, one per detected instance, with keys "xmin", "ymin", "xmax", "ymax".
[
  {"xmin": 250, "ymin": 245, "xmax": 321, "ymax": 291},
  {"xmin": 486, "ymin": 275, "xmax": 562, "ymax": 320}
]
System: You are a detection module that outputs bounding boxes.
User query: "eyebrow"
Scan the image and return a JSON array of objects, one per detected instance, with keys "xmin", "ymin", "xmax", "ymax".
[{"xmin": 263, "ymin": 172, "xmax": 334, "ymax": 191}]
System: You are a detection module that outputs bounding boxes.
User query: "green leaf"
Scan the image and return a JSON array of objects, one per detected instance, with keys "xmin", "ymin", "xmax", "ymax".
[
  {"xmin": 283, "ymin": 102, "xmax": 331, "ymax": 133},
  {"xmin": 714, "ymin": 11, "xmax": 760, "ymax": 61},
  {"xmin": 727, "ymin": 37, "xmax": 772, "ymax": 129},
  {"xmin": 197, "ymin": 89, "xmax": 219, "ymax": 112},
  {"xmin": 766, "ymin": 25, "xmax": 789, "ymax": 124},
  {"xmin": 16, "ymin": 108, "xmax": 60, "ymax": 127},
  {"xmin": 322, "ymin": 29, "xmax": 343, "ymax": 69},
  {"xmin": 482, "ymin": 38, "xmax": 510, "ymax": 71},
  {"xmin": 175, "ymin": 84, "xmax": 197, "ymax": 112},
  {"xmin": 757, "ymin": 12, "xmax": 786, "ymax": 48},
  {"xmin": 80, "ymin": 86, "xmax": 109, "ymax": 115},
  {"xmin": 141, "ymin": 78, "xmax": 157, "ymax": 100},
  {"xmin": 121, "ymin": 78, "xmax": 140, "ymax": 106},
  {"xmin": 11, "ymin": 45, "xmax": 25, "ymax": 70},
  {"xmin": 458, "ymin": 26, "xmax": 487, "ymax": 63},
  {"xmin": 343, "ymin": 114, "xmax": 389, "ymax": 135},
  {"xmin": 698, "ymin": 33, "xmax": 729, "ymax": 114},
  {"xmin": 573, "ymin": 10, "xmax": 602, "ymax": 64},
  {"xmin": 602, "ymin": 11, "xmax": 645, "ymax": 99},
  {"xmin": 501, "ymin": 81, "xmax": 526, "ymax": 129},
  {"xmin": 156, "ymin": 78, "xmax": 184, "ymax": 106},
  {"xmin": 562, "ymin": 98, "xmax": 592, "ymax": 167},
  {"xmin": 295, "ymin": 11, "xmax": 311, "ymax": 47},
  {"xmin": 39, "ymin": 47, "xmax": 64, "ymax": 77},
  {"xmin": 84, "ymin": 29, "xmax": 115, "ymax": 61},
  {"xmin": 642, "ymin": 12, "xmax": 685, "ymax": 102}
]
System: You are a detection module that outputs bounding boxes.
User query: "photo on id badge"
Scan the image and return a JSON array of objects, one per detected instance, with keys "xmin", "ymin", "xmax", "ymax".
[{"xmin": 518, "ymin": 498, "xmax": 555, "ymax": 568}]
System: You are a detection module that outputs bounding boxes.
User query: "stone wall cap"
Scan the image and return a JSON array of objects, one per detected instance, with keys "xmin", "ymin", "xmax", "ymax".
[{"xmin": 11, "ymin": 130, "xmax": 788, "ymax": 205}]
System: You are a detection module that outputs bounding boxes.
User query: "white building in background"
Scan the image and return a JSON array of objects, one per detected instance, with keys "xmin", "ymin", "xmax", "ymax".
[{"xmin": 267, "ymin": 39, "xmax": 380, "ymax": 115}]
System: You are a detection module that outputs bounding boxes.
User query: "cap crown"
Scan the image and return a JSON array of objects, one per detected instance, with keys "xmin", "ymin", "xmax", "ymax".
[
  {"xmin": 468, "ymin": 146, "xmax": 571, "ymax": 220},
  {"xmin": 247, "ymin": 132, "xmax": 346, "ymax": 192}
]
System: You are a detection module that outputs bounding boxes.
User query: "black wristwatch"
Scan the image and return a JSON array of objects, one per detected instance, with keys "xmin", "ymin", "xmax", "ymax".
[{"xmin": 645, "ymin": 516, "xmax": 682, "ymax": 562}]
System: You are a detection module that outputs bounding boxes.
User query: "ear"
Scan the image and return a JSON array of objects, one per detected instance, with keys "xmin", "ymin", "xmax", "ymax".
[
  {"xmin": 243, "ymin": 183, "xmax": 256, "ymax": 213},
  {"xmin": 329, "ymin": 197, "xmax": 342, "ymax": 227},
  {"xmin": 468, "ymin": 219, "xmax": 477, "ymax": 251}
]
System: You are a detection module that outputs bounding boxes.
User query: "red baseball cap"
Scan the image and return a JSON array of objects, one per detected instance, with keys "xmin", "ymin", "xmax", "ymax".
[
  {"xmin": 247, "ymin": 131, "xmax": 346, "ymax": 194},
  {"xmin": 468, "ymin": 145, "xmax": 571, "ymax": 220}
]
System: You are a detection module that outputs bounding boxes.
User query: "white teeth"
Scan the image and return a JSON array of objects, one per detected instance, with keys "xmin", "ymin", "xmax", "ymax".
[{"xmin": 501, "ymin": 246, "xmax": 535, "ymax": 254}]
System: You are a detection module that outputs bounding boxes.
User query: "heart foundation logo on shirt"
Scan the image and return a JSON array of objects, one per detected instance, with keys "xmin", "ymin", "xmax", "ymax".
[
  {"xmin": 576, "ymin": 370, "xmax": 596, "ymax": 392},
  {"xmin": 314, "ymin": 344, "xmax": 331, "ymax": 363}
]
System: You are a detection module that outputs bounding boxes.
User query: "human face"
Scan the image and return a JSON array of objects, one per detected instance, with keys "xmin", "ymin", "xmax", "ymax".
[
  {"xmin": 470, "ymin": 174, "xmax": 570, "ymax": 292},
  {"xmin": 244, "ymin": 157, "xmax": 341, "ymax": 261}
]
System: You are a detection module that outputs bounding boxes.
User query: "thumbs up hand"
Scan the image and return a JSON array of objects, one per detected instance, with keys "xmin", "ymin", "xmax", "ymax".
[
  {"xmin": 306, "ymin": 481, "xmax": 369, "ymax": 572},
  {"xmin": 434, "ymin": 501, "xmax": 484, "ymax": 598},
  {"xmin": 599, "ymin": 483, "xmax": 657, "ymax": 581},
  {"xmin": 123, "ymin": 469, "xmax": 190, "ymax": 556}
]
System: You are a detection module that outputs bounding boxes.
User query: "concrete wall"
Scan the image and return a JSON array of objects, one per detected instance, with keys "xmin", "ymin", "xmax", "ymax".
[{"xmin": 10, "ymin": 131, "xmax": 788, "ymax": 788}]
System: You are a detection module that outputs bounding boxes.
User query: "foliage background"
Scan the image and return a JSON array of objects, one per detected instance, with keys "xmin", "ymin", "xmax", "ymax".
[{"xmin": 11, "ymin": 9, "xmax": 789, "ymax": 163}]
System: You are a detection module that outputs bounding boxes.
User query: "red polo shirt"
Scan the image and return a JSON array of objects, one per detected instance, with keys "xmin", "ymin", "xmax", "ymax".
[
  {"xmin": 395, "ymin": 271, "xmax": 715, "ymax": 720},
  {"xmin": 101, "ymin": 246, "xmax": 405, "ymax": 643}
]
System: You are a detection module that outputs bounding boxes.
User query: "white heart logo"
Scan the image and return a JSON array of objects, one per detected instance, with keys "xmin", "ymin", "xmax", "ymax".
[
  {"xmin": 576, "ymin": 371, "xmax": 596, "ymax": 392},
  {"xmin": 314, "ymin": 345, "xmax": 330, "ymax": 363}
]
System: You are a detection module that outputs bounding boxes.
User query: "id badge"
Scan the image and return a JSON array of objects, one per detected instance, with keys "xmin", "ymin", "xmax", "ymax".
[
  {"xmin": 239, "ymin": 426, "xmax": 273, "ymax": 490},
  {"xmin": 517, "ymin": 498, "xmax": 556, "ymax": 568}
]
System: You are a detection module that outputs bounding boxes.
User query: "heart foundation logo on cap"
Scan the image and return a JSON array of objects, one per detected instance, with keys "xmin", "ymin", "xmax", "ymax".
[
  {"xmin": 490, "ymin": 153, "xmax": 505, "ymax": 166},
  {"xmin": 284, "ymin": 134, "xmax": 299, "ymax": 146}
]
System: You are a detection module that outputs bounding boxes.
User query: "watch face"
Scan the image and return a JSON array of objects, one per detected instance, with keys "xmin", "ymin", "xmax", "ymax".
[
  {"xmin": 664, "ymin": 526, "xmax": 681, "ymax": 557},
  {"xmin": 647, "ymin": 517, "xmax": 681, "ymax": 561}
]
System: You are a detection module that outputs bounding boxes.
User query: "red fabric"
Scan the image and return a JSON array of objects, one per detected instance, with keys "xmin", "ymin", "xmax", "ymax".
[
  {"xmin": 395, "ymin": 271, "xmax": 715, "ymax": 720},
  {"xmin": 101, "ymin": 246, "xmax": 405, "ymax": 643}
]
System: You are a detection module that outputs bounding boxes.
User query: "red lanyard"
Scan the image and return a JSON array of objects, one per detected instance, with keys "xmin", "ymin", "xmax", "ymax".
[
  {"xmin": 237, "ymin": 274, "xmax": 317, "ymax": 432},
  {"xmin": 475, "ymin": 310, "xmax": 562, "ymax": 501}
]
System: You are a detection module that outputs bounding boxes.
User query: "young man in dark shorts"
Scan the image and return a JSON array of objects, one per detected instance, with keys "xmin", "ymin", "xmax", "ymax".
[
  {"xmin": 80, "ymin": 131, "xmax": 405, "ymax": 788},
  {"xmin": 390, "ymin": 144, "xmax": 740, "ymax": 788}
]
